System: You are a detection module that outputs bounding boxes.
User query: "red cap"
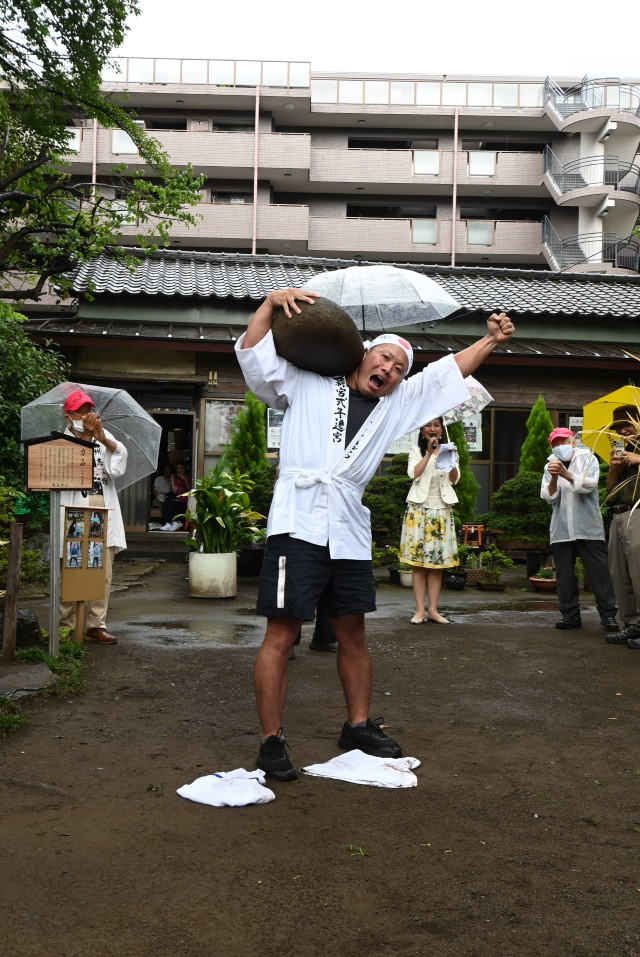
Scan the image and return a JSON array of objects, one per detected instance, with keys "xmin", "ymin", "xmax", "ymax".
[
  {"xmin": 63, "ymin": 390, "xmax": 95, "ymax": 414},
  {"xmin": 548, "ymin": 427, "xmax": 574, "ymax": 445}
]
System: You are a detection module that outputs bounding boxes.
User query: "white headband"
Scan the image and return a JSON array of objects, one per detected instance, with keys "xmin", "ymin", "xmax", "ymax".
[{"xmin": 364, "ymin": 334, "xmax": 413, "ymax": 376}]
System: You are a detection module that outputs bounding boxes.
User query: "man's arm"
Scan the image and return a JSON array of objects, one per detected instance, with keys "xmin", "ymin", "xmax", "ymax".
[
  {"xmin": 453, "ymin": 312, "xmax": 515, "ymax": 378},
  {"xmin": 242, "ymin": 288, "xmax": 319, "ymax": 349}
]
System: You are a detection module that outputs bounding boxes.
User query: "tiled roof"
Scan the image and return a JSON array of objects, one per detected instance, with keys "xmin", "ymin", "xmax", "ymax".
[
  {"xmin": 67, "ymin": 250, "xmax": 640, "ymax": 319},
  {"xmin": 25, "ymin": 315, "xmax": 634, "ymax": 362}
]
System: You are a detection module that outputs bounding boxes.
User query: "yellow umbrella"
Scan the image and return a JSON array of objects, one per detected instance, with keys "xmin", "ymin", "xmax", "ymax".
[{"xmin": 581, "ymin": 385, "xmax": 640, "ymax": 462}]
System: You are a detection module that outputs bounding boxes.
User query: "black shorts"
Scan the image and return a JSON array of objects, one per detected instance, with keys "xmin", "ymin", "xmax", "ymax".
[{"xmin": 256, "ymin": 534, "xmax": 377, "ymax": 620}]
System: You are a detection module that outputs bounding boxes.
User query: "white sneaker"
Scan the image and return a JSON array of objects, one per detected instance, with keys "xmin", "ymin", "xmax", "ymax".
[
  {"xmin": 159, "ymin": 523, "xmax": 173, "ymax": 531},
  {"xmin": 169, "ymin": 520, "xmax": 184, "ymax": 531}
]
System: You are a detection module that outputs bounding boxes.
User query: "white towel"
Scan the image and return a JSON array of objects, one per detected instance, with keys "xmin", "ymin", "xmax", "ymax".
[
  {"xmin": 301, "ymin": 750, "xmax": 420, "ymax": 788},
  {"xmin": 177, "ymin": 768, "xmax": 276, "ymax": 806}
]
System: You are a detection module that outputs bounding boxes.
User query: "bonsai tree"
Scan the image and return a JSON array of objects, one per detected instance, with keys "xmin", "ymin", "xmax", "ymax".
[
  {"xmin": 479, "ymin": 543, "xmax": 515, "ymax": 583},
  {"xmin": 476, "ymin": 471, "xmax": 552, "ymax": 546},
  {"xmin": 181, "ymin": 453, "xmax": 264, "ymax": 554},
  {"xmin": 227, "ymin": 391, "xmax": 276, "ymax": 522}
]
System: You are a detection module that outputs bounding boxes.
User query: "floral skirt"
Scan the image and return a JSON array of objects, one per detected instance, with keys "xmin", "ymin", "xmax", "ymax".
[{"xmin": 399, "ymin": 505, "xmax": 459, "ymax": 570}]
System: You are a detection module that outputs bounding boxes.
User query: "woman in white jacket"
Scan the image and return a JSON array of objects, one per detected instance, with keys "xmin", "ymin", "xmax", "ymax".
[{"xmin": 399, "ymin": 417, "xmax": 460, "ymax": 624}]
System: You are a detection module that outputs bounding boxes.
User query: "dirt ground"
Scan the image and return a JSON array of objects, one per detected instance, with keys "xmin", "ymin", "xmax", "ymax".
[{"xmin": 2, "ymin": 562, "xmax": 640, "ymax": 957}]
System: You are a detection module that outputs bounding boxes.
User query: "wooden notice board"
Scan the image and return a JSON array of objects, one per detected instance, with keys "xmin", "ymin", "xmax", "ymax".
[
  {"xmin": 25, "ymin": 434, "xmax": 95, "ymax": 491},
  {"xmin": 61, "ymin": 506, "xmax": 109, "ymax": 602}
]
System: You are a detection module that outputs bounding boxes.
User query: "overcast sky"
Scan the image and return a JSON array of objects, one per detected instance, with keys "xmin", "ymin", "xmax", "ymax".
[{"xmin": 116, "ymin": 0, "xmax": 638, "ymax": 80}]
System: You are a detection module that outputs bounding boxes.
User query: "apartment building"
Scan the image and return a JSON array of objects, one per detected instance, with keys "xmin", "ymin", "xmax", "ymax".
[
  {"xmin": 63, "ymin": 60, "xmax": 640, "ymax": 273},
  {"xmin": 24, "ymin": 61, "xmax": 640, "ymax": 529}
]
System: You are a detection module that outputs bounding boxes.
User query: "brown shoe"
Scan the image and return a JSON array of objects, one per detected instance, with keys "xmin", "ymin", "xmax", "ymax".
[{"xmin": 85, "ymin": 627, "xmax": 118, "ymax": 645}]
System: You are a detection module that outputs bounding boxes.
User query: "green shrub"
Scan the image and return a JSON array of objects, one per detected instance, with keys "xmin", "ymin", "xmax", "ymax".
[
  {"xmin": 363, "ymin": 454, "xmax": 409, "ymax": 546},
  {"xmin": 226, "ymin": 392, "xmax": 276, "ymax": 521},
  {"xmin": 448, "ymin": 421, "xmax": 480, "ymax": 524},
  {"xmin": 519, "ymin": 395, "xmax": 554, "ymax": 473},
  {"xmin": 477, "ymin": 470, "xmax": 551, "ymax": 545}
]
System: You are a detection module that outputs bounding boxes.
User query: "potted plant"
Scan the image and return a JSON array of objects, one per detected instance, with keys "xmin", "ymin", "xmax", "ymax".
[
  {"xmin": 443, "ymin": 543, "xmax": 474, "ymax": 590},
  {"xmin": 181, "ymin": 453, "xmax": 264, "ymax": 598},
  {"xmin": 477, "ymin": 543, "xmax": 515, "ymax": 591},
  {"xmin": 529, "ymin": 564, "xmax": 557, "ymax": 592}
]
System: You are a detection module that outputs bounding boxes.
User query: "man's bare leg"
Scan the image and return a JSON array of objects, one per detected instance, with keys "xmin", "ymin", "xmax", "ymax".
[
  {"xmin": 254, "ymin": 616, "xmax": 302, "ymax": 737},
  {"xmin": 331, "ymin": 612, "xmax": 402, "ymax": 757},
  {"xmin": 331, "ymin": 613, "xmax": 371, "ymax": 723}
]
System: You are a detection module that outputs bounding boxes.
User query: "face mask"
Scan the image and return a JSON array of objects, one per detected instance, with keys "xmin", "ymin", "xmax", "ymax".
[
  {"xmin": 70, "ymin": 419, "xmax": 85, "ymax": 431},
  {"xmin": 553, "ymin": 444, "xmax": 573, "ymax": 462}
]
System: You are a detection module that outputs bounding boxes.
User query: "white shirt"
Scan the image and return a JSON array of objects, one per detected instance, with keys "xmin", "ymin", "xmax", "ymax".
[
  {"xmin": 59, "ymin": 427, "xmax": 128, "ymax": 554},
  {"xmin": 235, "ymin": 330, "xmax": 470, "ymax": 559},
  {"xmin": 540, "ymin": 445, "xmax": 605, "ymax": 543}
]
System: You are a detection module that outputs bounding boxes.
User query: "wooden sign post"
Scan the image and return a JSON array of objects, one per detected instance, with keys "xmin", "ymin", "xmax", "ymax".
[
  {"xmin": 61, "ymin": 506, "xmax": 109, "ymax": 644},
  {"xmin": 23, "ymin": 433, "xmax": 96, "ymax": 654}
]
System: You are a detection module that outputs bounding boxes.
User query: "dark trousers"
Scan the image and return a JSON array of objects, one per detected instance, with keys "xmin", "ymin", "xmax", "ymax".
[
  {"xmin": 162, "ymin": 497, "xmax": 184, "ymax": 524},
  {"xmin": 552, "ymin": 539, "xmax": 617, "ymax": 620}
]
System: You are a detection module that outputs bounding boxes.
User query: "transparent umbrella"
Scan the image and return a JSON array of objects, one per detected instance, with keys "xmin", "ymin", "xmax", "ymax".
[
  {"xmin": 21, "ymin": 382, "xmax": 162, "ymax": 492},
  {"xmin": 301, "ymin": 264, "xmax": 461, "ymax": 331}
]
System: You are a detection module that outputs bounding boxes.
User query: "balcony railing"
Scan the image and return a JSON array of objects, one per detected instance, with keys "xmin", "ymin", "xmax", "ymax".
[
  {"xmin": 101, "ymin": 57, "xmax": 310, "ymax": 88},
  {"xmin": 542, "ymin": 216, "xmax": 639, "ymax": 271},
  {"xmin": 311, "ymin": 77, "xmax": 544, "ymax": 109},
  {"xmin": 545, "ymin": 77, "xmax": 640, "ymax": 120},
  {"xmin": 545, "ymin": 146, "xmax": 640, "ymax": 195}
]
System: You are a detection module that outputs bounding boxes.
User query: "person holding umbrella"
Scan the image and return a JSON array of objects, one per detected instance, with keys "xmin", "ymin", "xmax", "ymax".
[
  {"xmin": 59, "ymin": 390, "xmax": 128, "ymax": 645},
  {"xmin": 603, "ymin": 405, "xmax": 640, "ymax": 648},
  {"xmin": 235, "ymin": 287, "xmax": 515, "ymax": 781}
]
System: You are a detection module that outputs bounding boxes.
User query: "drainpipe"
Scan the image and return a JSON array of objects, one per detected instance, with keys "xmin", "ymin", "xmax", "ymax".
[
  {"xmin": 252, "ymin": 86, "xmax": 260, "ymax": 255},
  {"xmin": 92, "ymin": 118, "xmax": 98, "ymax": 201},
  {"xmin": 451, "ymin": 108, "xmax": 459, "ymax": 267}
]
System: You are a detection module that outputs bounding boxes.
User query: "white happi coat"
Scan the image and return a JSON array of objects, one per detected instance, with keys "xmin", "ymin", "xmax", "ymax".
[
  {"xmin": 59, "ymin": 427, "xmax": 128, "ymax": 555},
  {"xmin": 235, "ymin": 331, "xmax": 470, "ymax": 560}
]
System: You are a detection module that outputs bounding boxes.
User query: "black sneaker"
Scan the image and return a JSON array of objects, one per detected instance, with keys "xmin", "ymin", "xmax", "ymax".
[
  {"xmin": 608, "ymin": 625, "xmax": 640, "ymax": 645},
  {"xmin": 257, "ymin": 730, "xmax": 298, "ymax": 782},
  {"xmin": 555, "ymin": 616, "xmax": 582, "ymax": 630},
  {"xmin": 600, "ymin": 617, "xmax": 620, "ymax": 632},
  {"xmin": 338, "ymin": 717, "xmax": 402, "ymax": 758}
]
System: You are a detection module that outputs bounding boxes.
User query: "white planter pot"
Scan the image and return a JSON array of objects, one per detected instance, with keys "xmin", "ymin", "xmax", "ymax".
[
  {"xmin": 399, "ymin": 570, "xmax": 413, "ymax": 588},
  {"xmin": 188, "ymin": 551, "xmax": 237, "ymax": 598}
]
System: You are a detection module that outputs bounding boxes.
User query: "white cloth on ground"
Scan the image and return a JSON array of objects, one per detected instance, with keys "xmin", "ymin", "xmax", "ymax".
[
  {"xmin": 177, "ymin": 768, "xmax": 276, "ymax": 806},
  {"xmin": 301, "ymin": 749, "xmax": 420, "ymax": 788}
]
